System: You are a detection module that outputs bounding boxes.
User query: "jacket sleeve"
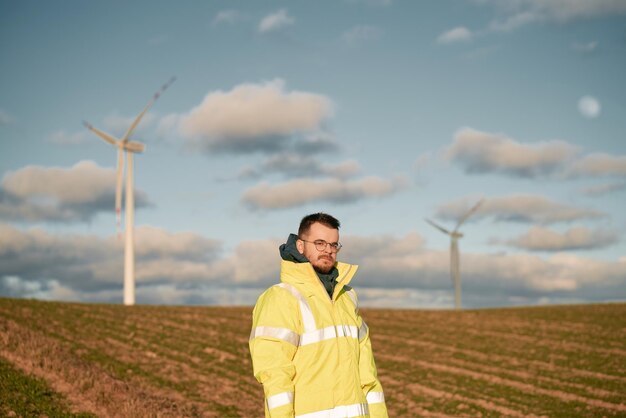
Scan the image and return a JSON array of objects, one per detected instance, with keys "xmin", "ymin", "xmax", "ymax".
[
  {"xmin": 354, "ymin": 293, "xmax": 389, "ymax": 418},
  {"xmin": 249, "ymin": 286, "xmax": 300, "ymax": 418}
]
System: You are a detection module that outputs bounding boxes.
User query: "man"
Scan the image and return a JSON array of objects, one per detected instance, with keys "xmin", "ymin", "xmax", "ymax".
[{"xmin": 249, "ymin": 213, "xmax": 388, "ymax": 418}]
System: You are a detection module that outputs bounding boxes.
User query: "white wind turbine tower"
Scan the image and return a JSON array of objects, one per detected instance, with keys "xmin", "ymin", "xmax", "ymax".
[
  {"xmin": 84, "ymin": 77, "xmax": 176, "ymax": 306},
  {"xmin": 425, "ymin": 198, "xmax": 484, "ymax": 310}
]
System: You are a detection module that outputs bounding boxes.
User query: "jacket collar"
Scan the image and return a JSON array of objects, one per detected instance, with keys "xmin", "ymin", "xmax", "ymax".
[{"xmin": 280, "ymin": 259, "xmax": 358, "ymax": 299}]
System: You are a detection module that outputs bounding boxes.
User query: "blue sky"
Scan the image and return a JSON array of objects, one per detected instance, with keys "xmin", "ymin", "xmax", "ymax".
[{"xmin": 1, "ymin": 0, "xmax": 625, "ymax": 308}]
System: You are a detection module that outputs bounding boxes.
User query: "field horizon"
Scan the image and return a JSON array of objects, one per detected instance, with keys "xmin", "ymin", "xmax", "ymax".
[{"xmin": 1, "ymin": 297, "xmax": 625, "ymax": 417}]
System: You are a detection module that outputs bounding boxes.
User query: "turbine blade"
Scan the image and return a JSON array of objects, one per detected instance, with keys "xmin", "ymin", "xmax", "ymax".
[
  {"xmin": 454, "ymin": 198, "xmax": 485, "ymax": 231},
  {"xmin": 121, "ymin": 76, "xmax": 176, "ymax": 143},
  {"xmin": 115, "ymin": 148, "xmax": 124, "ymax": 238},
  {"xmin": 83, "ymin": 121, "xmax": 120, "ymax": 146},
  {"xmin": 425, "ymin": 218, "xmax": 451, "ymax": 235}
]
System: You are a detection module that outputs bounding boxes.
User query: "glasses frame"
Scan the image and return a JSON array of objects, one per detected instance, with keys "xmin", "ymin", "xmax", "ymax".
[{"xmin": 298, "ymin": 238, "xmax": 343, "ymax": 253}]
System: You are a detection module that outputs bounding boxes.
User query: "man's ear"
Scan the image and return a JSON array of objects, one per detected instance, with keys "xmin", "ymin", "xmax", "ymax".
[{"xmin": 296, "ymin": 238, "xmax": 304, "ymax": 254}]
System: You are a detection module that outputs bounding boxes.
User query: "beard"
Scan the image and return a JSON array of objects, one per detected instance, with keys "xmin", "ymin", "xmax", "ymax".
[
  {"xmin": 313, "ymin": 264, "xmax": 333, "ymax": 274},
  {"xmin": 312, "ymin": 255, "xmax": 335, "ymax": 274}
]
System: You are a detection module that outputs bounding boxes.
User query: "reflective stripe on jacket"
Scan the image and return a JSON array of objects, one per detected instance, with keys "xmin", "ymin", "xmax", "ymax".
[{"xmin": 249, "ymin": 260, "xmax": 388, "ymax": 418}]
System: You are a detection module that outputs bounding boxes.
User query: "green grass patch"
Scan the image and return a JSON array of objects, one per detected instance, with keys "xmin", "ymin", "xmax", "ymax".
[{"xmin": 0, "ymin": 357, "xmax": 95, "ymax": 418}]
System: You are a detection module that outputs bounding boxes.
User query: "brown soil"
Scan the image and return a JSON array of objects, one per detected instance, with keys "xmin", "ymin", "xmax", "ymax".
[{"xmin": 1, "ymin": 300, "xmax": 625, "ymax": 417}]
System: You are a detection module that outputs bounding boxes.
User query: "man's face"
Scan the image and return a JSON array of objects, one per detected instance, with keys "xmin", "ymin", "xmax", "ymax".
[{"xmin": 297, "ymin": 222, "xmax": 339, "ymax": 274}]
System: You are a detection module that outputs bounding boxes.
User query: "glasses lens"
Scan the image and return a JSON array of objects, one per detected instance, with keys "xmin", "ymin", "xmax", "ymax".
[{"xmin": 313, "ymin": 240, "xmax": 341, "ymax": 252}]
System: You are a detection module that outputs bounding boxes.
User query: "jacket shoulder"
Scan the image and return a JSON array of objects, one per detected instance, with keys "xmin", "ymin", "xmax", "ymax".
[
  {"xmin": 256, "ymin": 283, "xmax": 305, "ymax": 302},
  {"xmin": 252, "ymin": 284, "xmax": 303, "ymax": 328}
]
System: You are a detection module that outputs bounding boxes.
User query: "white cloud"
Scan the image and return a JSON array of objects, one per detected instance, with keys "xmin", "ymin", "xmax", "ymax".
[
  {"xmin": 446, "ymin": 128, "xmax": 579, "ymax": 178},
  {"xmin": 0, "ymin": 276, "xmax": 86, "ymax": 302},
  {"xmin": 139, "ymin": 285, "xmax": 263, "ymax": 306},
  {"xmin": 578, "ymin": 96, "xmax": 601, "ymax": 119},
  {"xmin": 570, "ymin": 153, "xmax": 626, "ymax": 177},
  {"xmin": 324, "ymin": 160, "xmax": 361, "ymax": 179},
  {"xmin": 241, "ymin": 154, "xmax": 361, "ymax": 180},
  {"xmin": 356, "ymin": 287, "xmax": 452, "ymax": 309},
  {"xmin": 294, "ymin": 133, "xmax": 340, "ymax": 154},
  {"xmin": 341, "ymin": 232, "xmax": 426, "ymax": 258},
  {"xmin": 258, "ymin": 9, "xmax": 294, "ymax": 33},
  {"xmin": 471, "ymin": 1, "xmax": 626, "ymax": 35},
  {"xmin": 261, "ymin": 153, "xmax": 327, "ymax": 178},
  {"xmin": 501, "ymin": 226, "xmax": 618, "ymax": 251},
  {"xmin": 340, "ymin": 232, "xmax": 626, "ymax": 303},
  {"xmin": 176, "ymin": 79, "xmax": 333, "ymax": 154},
  {"xmin": 0, "ymin": 161, "xmax": 149, "ymax": 223},
  {"xmin": 136, "ymin": 236, "xmax": 279, "ymax": 287},
  {"xmin": 3, "ymin": 161, "xmax": 115, "ymax": 203},
  {"xmin": 133, "ymin": 225, "xmax": 221, "ymax": 260},
  {"xmin": 0, "ymin": 223, "xmax": 225, "ymax": 290},
  {"xmin": 227, "ymin": 239, "xmax": 281, "ymax": 283},
  {"xmin": 437, "ymin": 26, "xmax": 473, "ymax": 44},
  {"xmin": 581, "ymin": 181, "xmax": 626, "ymax": 197},
  {"xmin": 444, "ymin": 127, "xmax": 626, "ymax": 182},
  {"xmin": 1, "ymin": 225, "xmax": 625, "ymax": 308},
  {"xmin": 0, "ymin": 224, "xmax": 279, "ymax": 304},
  {"xmin": 0, "ymin": 273, "xmax": 264, "ymax": 306},
  {"xmin": 436, "ymin": 194, "xmax": 604, "ymax": 225},
  {"xmin": 242, "ymin": 176, "xmax": 407, "ymax": 210},
  {"xmin": 521, "ymin": 0, "xmax": 626, "ymax": 21},
  {"xmin": 227, "ymin": 132, "xmax": 344, "ymax": 181},
  {"xmin": 280, "ymin": 154, "xmax": 361, "ymax": 179},
  {"xmin": 342, "ymin": 25, "xmax": 383, "ymax": 45}
]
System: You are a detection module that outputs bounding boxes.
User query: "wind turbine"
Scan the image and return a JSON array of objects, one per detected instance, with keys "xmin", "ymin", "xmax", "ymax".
[
  {"xmin": 425, "ymin": 198, "xmax": 484, "ymax": 310},
  {"xmin": 84, "ymin": 77, "xmax": 176, "ymax": 306}
]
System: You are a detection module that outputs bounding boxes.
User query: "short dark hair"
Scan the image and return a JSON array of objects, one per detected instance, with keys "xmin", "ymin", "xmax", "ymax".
[{"xmin": 298, "ymin": 212, "xmax": 341, "ymax": 237}]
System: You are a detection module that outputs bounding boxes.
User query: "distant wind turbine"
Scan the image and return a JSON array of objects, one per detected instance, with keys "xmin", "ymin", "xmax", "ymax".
[
  {"xmin": 425, "ymin": 198, "xmax": 484, "ymax": 310},
  {"xmin": 84, "ymin": 77, "xmax": 176, "ymax": 306}
]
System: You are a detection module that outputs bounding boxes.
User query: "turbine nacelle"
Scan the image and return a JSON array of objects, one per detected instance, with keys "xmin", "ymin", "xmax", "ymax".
[
  {"xmin": 82, "ymin": 122, "xmax": 146, "ymax": 153},
  {"xmin": 120, "ymin": 141, "xmax": 146, "ymax": 153}
]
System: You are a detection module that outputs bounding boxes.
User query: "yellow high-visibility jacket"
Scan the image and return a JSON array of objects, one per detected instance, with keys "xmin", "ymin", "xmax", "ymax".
[{"xmin": 249, "ymin": 259, "xmax": 388, "ymax": 418}]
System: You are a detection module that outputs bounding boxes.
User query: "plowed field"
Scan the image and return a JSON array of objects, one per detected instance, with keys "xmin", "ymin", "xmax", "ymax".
[{"xmin": 1, "ymin": 298, "xmax": 624, "ymax": 417}]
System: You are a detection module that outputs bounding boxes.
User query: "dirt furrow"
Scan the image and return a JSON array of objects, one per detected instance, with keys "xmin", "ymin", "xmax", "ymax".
[
  {"xmin": 406, "ymin": 358, "xmax": 626, "ymax": 413},
  {"xmin": 373, "ymin": 332, "xmax": 626, "ymax": 384},
  {"xmin": 378, "ymin": 341, "xmax": 623, "ymax": 401},
  {"xmin": 379, "ymin": 359, "xmax": 541, "ymax": 416},
  {"xmin": 440, "ymin": 356, "xmax": 623, "ymax": 400},
  {"xmin": 461, "ymin": 328, "xmax": 626, "ymax": 357},
  {"xmin": 0, "ymin": 318, "xmax": 206, "ymax": 417},
  {"xmin": 407, "ymin": 382, "xmax": 538, "ymax": 417}
]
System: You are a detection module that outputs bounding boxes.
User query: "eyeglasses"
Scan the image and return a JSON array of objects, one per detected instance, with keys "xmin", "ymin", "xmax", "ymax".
[{"xmin": 299, "ymin": 238, "xmax": 343, "ymax": 253}]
